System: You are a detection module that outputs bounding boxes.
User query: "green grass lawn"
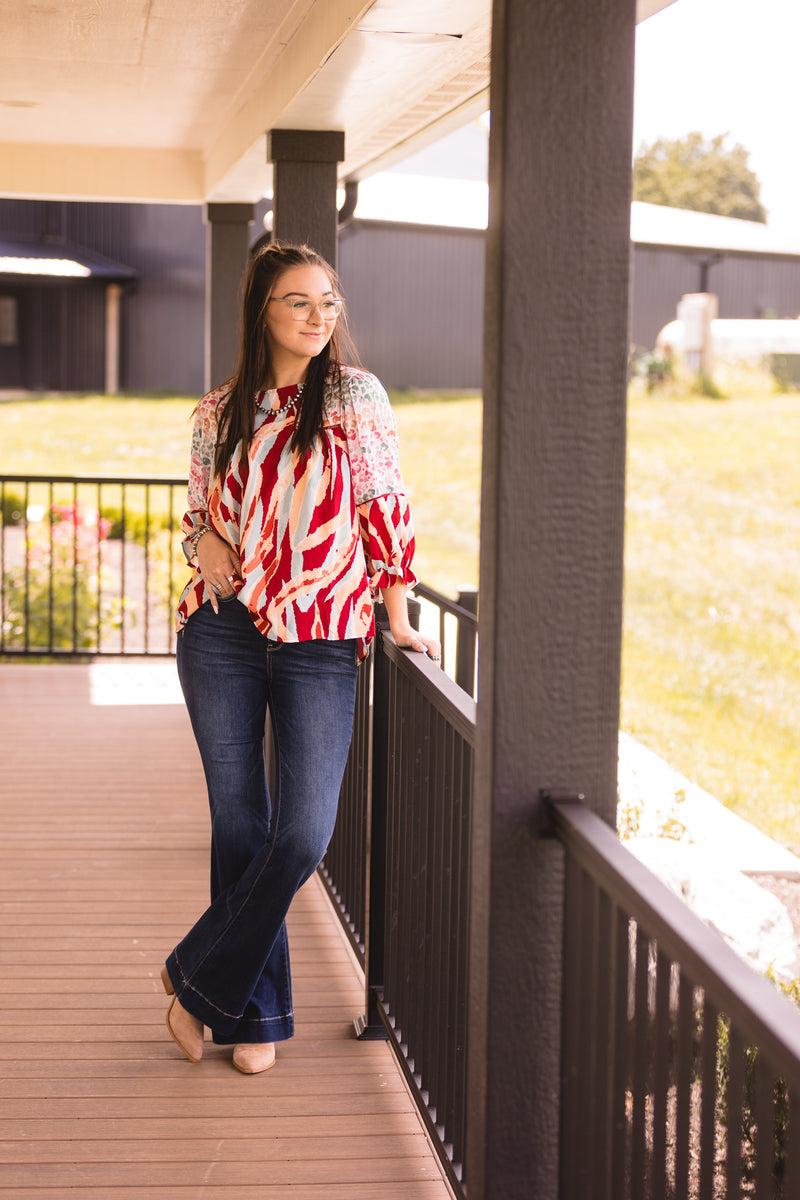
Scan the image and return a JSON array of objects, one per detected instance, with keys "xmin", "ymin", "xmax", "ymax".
[
  {"xmin": 392, "ymin": 391, "xmax": 481, "ymax": 595},
  {"xmin": 0, "ymin": 394, "xmax": 198, "ymax": 478},
  {"xmin": 623, "ymin": 376, "xmax": 800, "ymax": 852},
  {"xmin": 2, "ymin": 375, "xmax": 799, "ymax": 851}
]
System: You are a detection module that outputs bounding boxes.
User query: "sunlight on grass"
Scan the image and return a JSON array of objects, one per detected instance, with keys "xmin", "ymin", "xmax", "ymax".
[
  {"xmin": 391, "ymin": 392, "xmax": 481, "ymax": 596},
  {"xmin": 0, "ymin": 394, "xmax": 197, "ymax": 477},
  {"xmin": 624, "ymin": 373, "xmax": 800, "ymax": 852}
]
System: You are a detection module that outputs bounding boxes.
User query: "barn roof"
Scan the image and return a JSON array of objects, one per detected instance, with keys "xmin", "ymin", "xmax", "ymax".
[{"xmin": 631, "ymin": 201, "xmax": 800, "ymax": 259}]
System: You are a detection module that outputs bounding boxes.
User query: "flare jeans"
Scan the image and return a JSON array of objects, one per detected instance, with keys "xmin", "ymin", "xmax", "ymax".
[{"xmin": 164, "ymin": 595, "xmax": 358, "ymax": 1044}]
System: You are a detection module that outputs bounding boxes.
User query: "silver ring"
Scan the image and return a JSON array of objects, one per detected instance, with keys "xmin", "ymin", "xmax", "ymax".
[
  {"xmin": 211, "ymin": 584, "xmax": 223, "ymax": 595},
  {"xmin": 430, "ymin": 654, "xmax": 441, "ymax": 661},
  {"xmin": 227, "ymin": 575, "xmax": 235, "ymax": 583}
]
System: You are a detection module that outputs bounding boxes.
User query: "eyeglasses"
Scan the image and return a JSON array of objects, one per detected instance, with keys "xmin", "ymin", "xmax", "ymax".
[{"xmin": 269, "ymin": 296, "xmax": 343, "ymax": 320}]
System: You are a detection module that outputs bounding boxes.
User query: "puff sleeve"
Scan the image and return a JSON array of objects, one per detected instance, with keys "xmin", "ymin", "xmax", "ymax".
[{"xmin": 337, "ymin": 370, "xmax": 418, "ymax": 592}]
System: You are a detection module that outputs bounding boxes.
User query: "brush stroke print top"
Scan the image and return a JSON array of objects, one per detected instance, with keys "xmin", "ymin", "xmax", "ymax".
[{"xmin": 175, "ymin": 365, "xmax": 416, "ymax": 661}]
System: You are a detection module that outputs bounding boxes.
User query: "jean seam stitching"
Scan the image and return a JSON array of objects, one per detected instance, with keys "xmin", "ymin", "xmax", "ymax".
[
  {"xmin": 180, "ymin": 650, "xmax": 285, "ymax": 1021},
  {"xmin": 175, "ymin": 639, "xmax": 355, "ymax": 1026}
]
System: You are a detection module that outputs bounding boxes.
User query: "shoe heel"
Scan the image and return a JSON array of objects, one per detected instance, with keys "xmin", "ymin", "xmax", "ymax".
[
  {"xmin": 165, "ymin": 996, "xmax": 204, "ymax": 1063},
  {"xmin": 161, "ymin": 965, "xmax": 175, "ymax": 995}
]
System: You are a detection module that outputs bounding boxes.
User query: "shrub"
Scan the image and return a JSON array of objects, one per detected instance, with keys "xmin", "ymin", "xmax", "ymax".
[
  {"xmin": 1, "ymin": 502, "xmax": 128, "ymax": 650},
  {"xmin": 1, "ymin": 491, "xmax": 25, "ymax": 526},
  {"xmin": 617, "ymin": 784, "xmax": 687, "ymax": 842},
  {"xmin": 771, "ymin": 354, "xmax": 800, "ymax": 392},
  {"xmin": 692, "ymin": 372, "xmax": 726, "ymax": 399},
  {"xmin": 100, "ymin": 505, "xmax": 176, "ymax": 543},
  {"xmin": 713, "ymin": 978, "xmax": 800, "ymax": 1194},
  {"xmin": 639, "ymin": 350, "xmax": 674, "ymax": 392}
]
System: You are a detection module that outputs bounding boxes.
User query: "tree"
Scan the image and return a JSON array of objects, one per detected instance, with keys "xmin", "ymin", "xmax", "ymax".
[{"xmin": 633, "ymin": 132, "xmax": 767, "ymax": 223}]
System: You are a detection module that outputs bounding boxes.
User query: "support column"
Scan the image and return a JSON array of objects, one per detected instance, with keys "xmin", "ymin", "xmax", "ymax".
[
  {"xmin": 267, "ymin": 130, "xmax": 345, "ymax": 269},
  {"xmin": 466, "ymin": 1, "xmax": 636, "ymax": 1198},
  {"xmin": 104, "ymin": 283, "xmax": 121, "ymax": 395},
  {"xmin": 204, "ymin": 202, "xmax": 255, "ymax": 392}
]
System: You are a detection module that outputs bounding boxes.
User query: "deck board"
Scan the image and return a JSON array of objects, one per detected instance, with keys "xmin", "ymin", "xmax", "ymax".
[{"xmin": 0, "ymin": 661, "xmax": 454, "ymax": 1199}]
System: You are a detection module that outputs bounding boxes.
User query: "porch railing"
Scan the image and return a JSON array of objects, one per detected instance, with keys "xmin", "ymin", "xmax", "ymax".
[
  {"xmin": 321, "ymin": 623, "xmax": 476, "ymax": 1194},
  {"xmin": 0, "ymin": 472, "xmax": 481, "ymax": 675},
  {"xmin": 9, "ymin": 471, "xmax": 800, "ymax": 1199},
  {"xmin": 325, "ymin": 629, "xmax": 800, "ymax": 1199},
  {"xmin": 415, "ymin": 582, "xmax": 478, "ymax": 699},
  {"xmin": 1, "ymin": 473, "xmax": 187, "ymax": 656},
  {"xmin": 548, "ymin": 795, "xmax": 800, "ymax": 1200}
]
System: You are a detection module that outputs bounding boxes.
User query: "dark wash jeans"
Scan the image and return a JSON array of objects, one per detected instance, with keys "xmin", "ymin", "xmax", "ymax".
[{"xmin": 165, "ymin": 595, "xmax": 358, "ymax": 1044}]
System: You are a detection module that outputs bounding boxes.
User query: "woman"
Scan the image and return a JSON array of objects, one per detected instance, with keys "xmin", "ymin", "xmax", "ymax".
[{"xmin": 161, "ymin": 240, "xmax": 439, "ymax": 1074}]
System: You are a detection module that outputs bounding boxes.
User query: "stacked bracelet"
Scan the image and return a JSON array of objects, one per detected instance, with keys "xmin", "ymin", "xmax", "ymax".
[{"xmin": 189, "ymin": 524, "xmax": 212, "ymax": 556}]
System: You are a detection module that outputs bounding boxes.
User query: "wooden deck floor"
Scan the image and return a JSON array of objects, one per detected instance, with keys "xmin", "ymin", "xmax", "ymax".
[{"xmin": 0, "ymin": 661, "xmax": 454, "ymax": 1200}]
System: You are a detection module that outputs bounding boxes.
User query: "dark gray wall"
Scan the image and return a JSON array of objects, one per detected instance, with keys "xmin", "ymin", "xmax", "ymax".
[
  {"xmin": 4, "ymin": 197, "xmax": 800, "ymax": 394},
  {"xmin": 0, "ymin": 281, "xmax": 107, "ymax": 393},
  {"xmin": 0, "ymin": 200, "xmax": 205, "ymax": 394},
  {"xmin": 631, "ymin": 245, "xmax": 800, "ymax": 352},
  {"xmin": 340, "ymin": 223, "xmax": 800, "ymax": 382},
  {"xmin": 339, "ymin": 219, "xmax": 485, "ymax": 390},
  {"xmin": 119, "ymin": 204, "xmax": 205, "ymax": 394}
]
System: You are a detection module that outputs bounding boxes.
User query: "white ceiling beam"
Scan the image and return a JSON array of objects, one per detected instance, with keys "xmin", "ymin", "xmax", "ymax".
[
  {"xmin": 203, "ymin": 0, "xmax": 374, "ymax": 200},
  {"xmin": 0, "ymin": 0, "xmax": 680, "ymax": 204},
  {"xmin": 0, "ymin": 143, "xmax": 205, "ymax": 204}
]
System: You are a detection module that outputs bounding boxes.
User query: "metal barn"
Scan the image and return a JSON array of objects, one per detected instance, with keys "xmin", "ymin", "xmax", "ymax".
[{"xmin": 4, "ymin": 196, "xmax": 800, "ymax": 394}]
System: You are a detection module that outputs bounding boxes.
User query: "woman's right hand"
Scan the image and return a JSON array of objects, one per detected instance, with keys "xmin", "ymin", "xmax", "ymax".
[{"xmin": 196, "ymin": 530, "xmax": 240, "ymax": 613}]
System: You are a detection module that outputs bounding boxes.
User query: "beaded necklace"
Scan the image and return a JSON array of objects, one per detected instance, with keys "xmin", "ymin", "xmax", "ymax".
[{"xmin": 255, "ymin": 381, "xmax": 304, "ymax": 415}]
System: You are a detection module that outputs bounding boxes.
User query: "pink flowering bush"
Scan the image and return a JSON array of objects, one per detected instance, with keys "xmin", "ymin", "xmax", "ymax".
[{"xmin": 2, "ymin": 502, "xmax": 124, "ymax": 650}]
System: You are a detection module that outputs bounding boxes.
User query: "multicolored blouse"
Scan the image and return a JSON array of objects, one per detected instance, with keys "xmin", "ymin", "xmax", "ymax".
[{"xmin": 175, "ymin": 365, "xmax": 416, "ymax": 660}]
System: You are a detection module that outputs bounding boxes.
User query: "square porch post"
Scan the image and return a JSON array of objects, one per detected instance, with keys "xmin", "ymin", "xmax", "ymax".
[
  {"xmin": 267, "ymin": 130, "xmax": 345, "ymax": 270},
  {"xmin": 204, "ymin": 202, "xmax": 255, "ymax": 392},
  {"xmin": 466, "ymin": 1, "xmax": 636, "ymax": 1197}
]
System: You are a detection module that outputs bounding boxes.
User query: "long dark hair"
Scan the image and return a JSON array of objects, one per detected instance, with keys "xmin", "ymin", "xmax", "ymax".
[{"xmin": 213, "ymin": 240, "xmax": 358, "ymax": 476}]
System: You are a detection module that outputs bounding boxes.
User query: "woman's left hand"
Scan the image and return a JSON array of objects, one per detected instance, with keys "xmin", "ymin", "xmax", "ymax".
[
  {"xmin": 393, "ymin": 627, "xmax": 441, "ymax": 664},
  {"xmin": 380, "ymin": 582, "xmax": 441, "ymax": 664}
]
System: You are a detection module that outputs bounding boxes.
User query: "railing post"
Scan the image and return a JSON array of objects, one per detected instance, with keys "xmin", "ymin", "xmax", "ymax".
[
  {"xmin": 354, "ymin": 595, "xmax": 419, "ymax": 1039},
  {"xmin": 455, "ymin": 586, "xmax": 478, "ymax": 695},
  {"xmin": 354, "ymin": 624, "xmax": 390, "ymax": 1039}
]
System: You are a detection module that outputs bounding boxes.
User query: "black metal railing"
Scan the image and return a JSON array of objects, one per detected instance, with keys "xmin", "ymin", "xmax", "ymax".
[
  {"xmin": 321, "ymin": 629, "xmax": 373, "ymax": 967},
  {"xmin": 0, "ymin": 474, "xmax": 187, "ymax": 656},
  {"xmin": 548, "ymin": 796, "xmax": 800, "ymax": 1200},
  {"xmin": 321, "ymin": 587, "xmax": 476, "ymax": 970},
  {"xmin": 13, "ymin": 471, "xmax": 800, "ymax": 1199},
  {"xmin": 0, "ymin": 473, "xmax": 479, "ymax": 673},
  {"xmin": 415, "ymin": 582, "xmax": 478, "ymax": 698},
  {"xmin": 376, "ymin": 634, "xmax": 475, "ymax": 1180},
  {"xmin": 327, "ymin": 647, "xmax": 800, "ymax": 1199},
  {"xmin": 321, "ymin": 625, "xmax": 476, "ymax": 1194}
]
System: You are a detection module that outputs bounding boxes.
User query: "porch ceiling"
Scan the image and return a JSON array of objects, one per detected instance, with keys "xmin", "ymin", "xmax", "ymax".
[{"xmin": 0, "ymin": 0, "xmax": 675, "ymax": 206}]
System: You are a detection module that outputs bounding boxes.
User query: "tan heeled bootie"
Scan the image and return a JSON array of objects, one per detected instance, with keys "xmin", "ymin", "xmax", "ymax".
[
  {"xmin": 232, "ymin": 1042, "xmax": 276, "ymax": 1074},
  {"xmin": 161, "ymin": 966, "xmax": 203, "ymax": 1063}
]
